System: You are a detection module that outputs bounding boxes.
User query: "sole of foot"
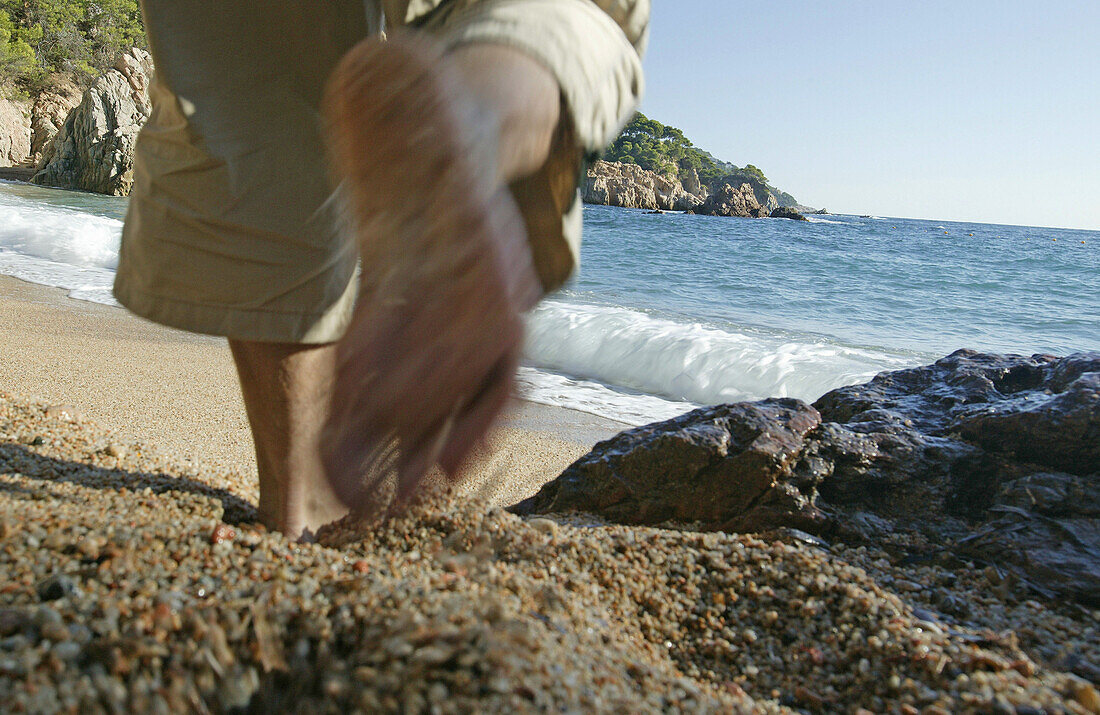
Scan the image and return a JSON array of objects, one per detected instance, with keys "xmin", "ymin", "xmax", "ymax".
[{"xmin": 321, "ymin": 32, "xmax": 538, "ymax": 515}]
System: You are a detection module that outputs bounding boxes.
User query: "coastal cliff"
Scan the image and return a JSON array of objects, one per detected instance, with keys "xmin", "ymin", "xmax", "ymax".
[
  {"xmin": 0, "ymin": 96, "xmax": 31, "ymax": 166},
  {"xmin": 31, "ymin": 48, "xmax": 153, "ymax": 196},
  {"xmin": 584, "ymin": 160, "xmax": 809, "ymax": 219},
  {"xmin": 583, "ymin": 160, "xmax": 703, "ymax": 212},
  {"xmin": 0, "ymin": 81, "xmax": 82, "ymax": 171}
]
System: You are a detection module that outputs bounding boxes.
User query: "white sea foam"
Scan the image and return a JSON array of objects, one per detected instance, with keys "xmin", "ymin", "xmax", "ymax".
[
  {"xmin": 805, "ymin": 217, "xmax": 844, "ymax": 225},
  {"xmin": 0, "ymin": 184, "xmax": 931, "ymax": 425},
  {"xmin": 523, "ymin": 300, "xmax": 915, "ymax": 408},
  {"xmin": 515, "ymin": 366, "xmax": 695, "ymax": 426},
  {"xmin": 0, "ymin": 189, "xmax": 121, "ymax": 305}
]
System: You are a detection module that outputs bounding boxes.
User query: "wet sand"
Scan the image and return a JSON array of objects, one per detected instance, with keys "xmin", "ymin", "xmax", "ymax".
[{"xmin": 1, "ymin": 276, "xmax": 1098, "ymax": 712}]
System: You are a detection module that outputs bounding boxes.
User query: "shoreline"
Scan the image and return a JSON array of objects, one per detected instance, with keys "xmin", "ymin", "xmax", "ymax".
[
  {"xmin": 0, "ymin": 168, "xmax": 37, "ymax": 182},
  {"xmin": 0, "ymin": 275, "xmax": 626, "ymax": 507}
]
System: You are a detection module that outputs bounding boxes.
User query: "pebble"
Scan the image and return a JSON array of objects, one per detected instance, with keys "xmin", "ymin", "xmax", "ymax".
[
  {"xmin": 44, "ymin": 404, "xmax": 80, "ymax": 421},
  {"xmin": 39, "ymin": 622, "xmax": 70, "ymax": 642},
  {"xmin": 0, "ymin": 609, "xmax": 31, "ymax": 637},
  {"xmin": 35, "ymin": 575, "xmax": 78, "ymax": 602},
  {"xmin": 527, "ymin": 518, "xmax": 560, "ymax": 536},
  {"xmin": 1072, "ymin": 679, "xmax": 1100, "ymax": 713},
  {"xmin": 209, "ymin": 523, "xmax": 235, "ymax": 545},
  {"xmin": 52, "ymin": 642, "xmax": 81, "ymax": 661}
]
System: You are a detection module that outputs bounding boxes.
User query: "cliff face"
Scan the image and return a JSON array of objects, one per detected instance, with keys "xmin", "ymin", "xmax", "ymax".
[
  {"xmin": 584, "ymin": 160, "xmax": 808, "ymax": 219},
  {"xmin": 584, "ymin": 160, "xmax": 703, "ymax": 212},
  {"xmin": 31, "ymin": 48, "xmax": 153, "ymax": 196},
  {"xmin": 30, "ymin": 79, "xmax": 82, "ymax": 164},
  {"xmin": 0, "ymin": 97, "xmax": 31, "ymax": 166},
  {"xmin": 1, "ymin": 80, "xmax": 84, "ymax": 169}
]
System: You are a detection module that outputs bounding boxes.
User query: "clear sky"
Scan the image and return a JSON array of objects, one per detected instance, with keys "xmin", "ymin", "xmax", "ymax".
[{"xmin": 638, "ymin": 1, "xmax": 1100, "ymax": 230}]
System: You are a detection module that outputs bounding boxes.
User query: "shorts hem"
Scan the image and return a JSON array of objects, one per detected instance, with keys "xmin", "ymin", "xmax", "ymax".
[{"xmin": 113, "ymin": 278, "xmax": 352, "ymax": 345}]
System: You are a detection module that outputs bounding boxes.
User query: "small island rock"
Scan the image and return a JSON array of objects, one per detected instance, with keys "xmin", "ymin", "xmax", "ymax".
[{"xmin": 770, "ymin": 206, "xmax": 807, "ymax": 221}]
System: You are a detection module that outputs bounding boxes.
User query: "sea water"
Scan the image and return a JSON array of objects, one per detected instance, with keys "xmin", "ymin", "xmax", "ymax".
[{"xmin": 2, "ymin": 179, "xmax": 1097, "ymax": 425}]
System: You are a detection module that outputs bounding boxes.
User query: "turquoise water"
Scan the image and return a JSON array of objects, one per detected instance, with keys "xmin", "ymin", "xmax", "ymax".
[
  {"xmin": 2, "ymin": 180, "xmax": 1097, "ymax": 423},
  {"xmin": 573, "ymin": 206, "xmax": 1097, "ymax": 357}
]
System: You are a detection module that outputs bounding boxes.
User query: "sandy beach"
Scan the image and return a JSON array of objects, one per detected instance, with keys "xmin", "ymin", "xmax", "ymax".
[
  {"xmin": 0, "ymin": 276, "xmax": 625, "ymax": 508},
  {"xmin": 1, "ymin": 276, "xmax": 1098, "ymax": 713}
]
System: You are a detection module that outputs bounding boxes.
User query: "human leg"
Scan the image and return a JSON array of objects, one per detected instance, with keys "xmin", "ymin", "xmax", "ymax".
[
  {"xmin": 117, "ymin": 2, "xmax": 375, "ymax": 538},
  {"xmin": 229, "ymin": 339, "xmax": 347, "ymax": 540}
]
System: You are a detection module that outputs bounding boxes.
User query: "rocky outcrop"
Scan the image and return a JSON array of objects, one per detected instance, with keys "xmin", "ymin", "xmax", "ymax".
[
  {"xmin": 514, "ymin": 399, "xmax": 825, "ymax": 530},
  {"xmin": 770, "ymin": 206, "xmax": 807, "ymax": 221},
  {"xmin": 584, "ymin": 160, "xmax": 702, "ymax": 212},
  {"xmin": 32, "ymin": 48, "xmax": 153, "ymax": 195},
  {"xmin": 29, "ymin": 78, "xmax": 81, "ymax": 164},
  {"xmin": 0, "ymin": 97, "xmax": 32, "ymax": 166},
  {"xmin": 681, "ymin": 167, "xmax": 706, "ymax": 197},
  {"xmin": 513, "ymin": 350, "xmax": 1100, "ymax": 605},
  {"xmin": 689, "ymin": 182, "xmax": 768, "ymax": 218}
]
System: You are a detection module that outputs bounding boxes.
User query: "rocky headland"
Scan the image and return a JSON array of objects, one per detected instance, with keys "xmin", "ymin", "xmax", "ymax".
[
  {"xmin": 584, "ymin": 160, "xmax": 810, "ymax": 220},
  {"xmin": 0, "ymin": 47, "xmax": 151, "ymax": 195}
]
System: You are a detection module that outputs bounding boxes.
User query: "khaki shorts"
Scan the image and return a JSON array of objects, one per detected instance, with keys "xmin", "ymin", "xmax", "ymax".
[{"xmin": 115, "ymin": 0, "xmax": 647, "ymax": 343}]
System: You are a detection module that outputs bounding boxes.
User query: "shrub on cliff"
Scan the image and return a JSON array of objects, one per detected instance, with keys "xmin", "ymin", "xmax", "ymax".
[
  {"xmin": 0, "ymin": 0, "xmax": 145, "ymax": 91},
  {"xmin": 0, "ymin": 11, "xmax": 35, "ymax": 94}
]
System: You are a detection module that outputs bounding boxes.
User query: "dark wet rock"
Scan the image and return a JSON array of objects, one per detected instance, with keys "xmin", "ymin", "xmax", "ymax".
[
  {"xmin": 35, "ymin": 574, "xmax": 78, "ymax": 602},
  {"xmin": 514, "ymin": 350, "xmax": 1100, "ymax": 605},
  {"xmin": 770, "ymin": 206, "xmax": 807, "ymax": 221},
  {"xmin": 512, "ymin": 399, "xmax": 828, "ymax": 531},
  {"xmin": 954, "ymin": 472, "xmax": 1100, "ymax": 603},
  {"xmin": 692, "ymin": 183, "xmax": 768, "ymax": 218}
]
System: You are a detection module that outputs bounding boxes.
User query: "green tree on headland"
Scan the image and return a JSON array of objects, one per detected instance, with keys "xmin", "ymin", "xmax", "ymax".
[
  {"xmin": 605, "ymin": 112, "xmax": 722, "ymax": 182},
  {"xmin": 0, "ymin": 10, "xmax": 36, "ymax": 83},
  {"xmin": 739, "ymin": 164, "xmax": 767, "ymax": 184},
  {"xmin": 0, "ymin": 0, "xmax": 145, "ymax": 92}
]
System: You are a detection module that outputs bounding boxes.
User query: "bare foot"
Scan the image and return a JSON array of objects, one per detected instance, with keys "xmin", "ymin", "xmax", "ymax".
[{"xmin": 321, "ymin": 34, "xmax": 545, "ymax": 513}]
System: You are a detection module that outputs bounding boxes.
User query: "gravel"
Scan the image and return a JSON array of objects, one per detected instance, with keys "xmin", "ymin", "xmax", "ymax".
[{"xmin": 2, "ymin": 391, "xmax": 1098, "ymax": 713}]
